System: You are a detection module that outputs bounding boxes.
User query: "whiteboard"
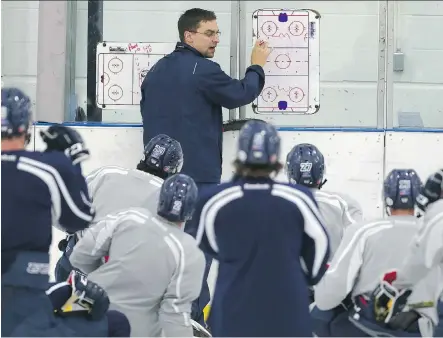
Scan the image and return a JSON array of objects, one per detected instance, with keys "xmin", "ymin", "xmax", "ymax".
[
  {"xmin": 95, "ymin": 42, "xmax": 175, "ymax": 110},
  {"xmin": 252, "ymin": 9, "xmax": 320, "ymax": 115}
]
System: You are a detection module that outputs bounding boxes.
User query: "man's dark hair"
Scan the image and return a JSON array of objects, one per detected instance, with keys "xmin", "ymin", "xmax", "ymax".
[{"xmin": 178, "ymin": 8, "xmax": 217, "ymax": 42}]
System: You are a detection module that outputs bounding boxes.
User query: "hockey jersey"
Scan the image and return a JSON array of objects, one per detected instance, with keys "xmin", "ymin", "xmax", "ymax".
[
  {"xmin": 1, "ymin": 150, "xmax": 93, "ymax": 274},
  {"xmin": 313, "ymin": 190, "xmax": 363, "ymax": 257},
  {"xmin": 394, "ymin": 199, "xmax": 443, "ymax": 290},
  {"xmin": 194, "ymin": 176, "xmax": 330, "ymax": 337},
  {"xmin": 69, "ymin": 207, "xmax": 205, "ymax": 337},
  {"xmin": 86, "ymin": 165, "xmax": 163, "ymax": 222},
  {"xmin": 314, "ymin": 215, "xmax": 443, "ymax": 331}
]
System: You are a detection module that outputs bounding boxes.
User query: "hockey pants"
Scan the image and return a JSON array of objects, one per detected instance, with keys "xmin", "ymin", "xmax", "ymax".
[
  {"xmin": 348, "ymin": 297, "xmax": 422, "ymax": 337},
  {"xmin": 1, "ymin": 251, "xmax": 111, "ymax": 337},
  {"xmin": 434, "ymin": 301, "xmax": 443, "ymax": 337},
  {"xmin": 310, "ymin": 304, "xmax": 368, "ymax": 337}
]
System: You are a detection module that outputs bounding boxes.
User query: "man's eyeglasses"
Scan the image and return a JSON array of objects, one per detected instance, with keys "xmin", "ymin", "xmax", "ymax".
[{"xmin": 190, "ymin": 30, "xmax": 221, "ymax": 38}]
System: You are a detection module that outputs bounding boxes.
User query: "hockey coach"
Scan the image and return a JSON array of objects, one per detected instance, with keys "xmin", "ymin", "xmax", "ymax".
[{"xmin": 140, "ymin": 7, "xmax": 271, "ymax": 325}]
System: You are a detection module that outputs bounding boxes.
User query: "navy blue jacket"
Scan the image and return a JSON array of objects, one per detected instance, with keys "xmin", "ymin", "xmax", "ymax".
[
  {"xmin": 140, "ymin": 43, "xmax": 265, "ymax": 183},
  {"xmin": 1, "ymin": 150, "xmax": 94, "ymax": 274},
  {"xmin": 193, "ymin": 176, "xmax": 330, "ymax": 337}
]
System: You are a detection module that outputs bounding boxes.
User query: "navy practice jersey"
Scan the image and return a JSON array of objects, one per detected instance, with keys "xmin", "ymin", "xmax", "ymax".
[
  {"xmin": 1, "ymin": 150, "xmax": 94, "ymax": 274},
  {"xmin": 193, "ymin": 176, "xmax": 330, "ymax": 337}
]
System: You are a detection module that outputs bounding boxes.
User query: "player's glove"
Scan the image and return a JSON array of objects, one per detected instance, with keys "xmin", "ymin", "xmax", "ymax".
[
  {"xmin": 63, "ymin": 270, "xmax": 110, "ymax": 320},
  {"xmin": 416, "ymin": 169, "xmax": 443, "ymax": 212},
  {"xmin": 40, "ymin": 124, "xmax": 90, "ymax": 165},
  {"xmin": 371, "ymin": 271, "xmax": 412, "ymax": 324}
]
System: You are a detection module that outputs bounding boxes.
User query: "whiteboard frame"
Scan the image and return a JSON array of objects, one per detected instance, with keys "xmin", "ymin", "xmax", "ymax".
[
  {"xmin": 95, "ymin": 41, "xmax": 175, "ymax": 110},
  {"xmin": 251, "ymin": 8, "xmax": 320, "ymax": 115}
]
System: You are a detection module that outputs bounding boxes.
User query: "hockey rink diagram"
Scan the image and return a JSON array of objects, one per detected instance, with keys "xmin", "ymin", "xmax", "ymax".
[
  {"xmin": 252, "ymin": 9, "xmax": 320, "ymax": 114},
  {"xmin": 96, "ymin": 42, "xmax": 175, "ymax": 110}
]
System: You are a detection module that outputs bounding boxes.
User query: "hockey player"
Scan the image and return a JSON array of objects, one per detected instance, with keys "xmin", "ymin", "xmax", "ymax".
[
  {"xmin": 68, "ymin": 173, "xmax": 206, "ymax": 337},
  {"xmin": 392, "ymin": 169, "xmax": 443, "ymax": 288},
  {"xmin": 86, "ymin": 133, "xmax": 184, "ymax": 220},
  {"xmin": 313, "ymin": 169, "xmax": 442, "ymax": 337},
  {"xmin": 369, "ymin": 169, "xmax": 443, "ymax": 336},
  {"xmin": 1, "ymin": 87, "xmax": 129, "ymax": 336},
  {"xmin": 285, "ymin": 143, "xmax": 363, "ymax": 257},
  {"xmin": 192, "ymin": 120, "xmax": 330, "ymax": 337},
  {"xmin": 54, "ymin": 133, "xmax": 184, "ymax": 282}
]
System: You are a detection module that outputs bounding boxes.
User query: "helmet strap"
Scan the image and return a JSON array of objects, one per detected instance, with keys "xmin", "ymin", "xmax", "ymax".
[
  {"xmin": 24, "ymin": 133, "xmax": 31, "ymax": 146},
  {"xmin": 318, "ymin": 179, "xmax": 328, "ymax": 190}
]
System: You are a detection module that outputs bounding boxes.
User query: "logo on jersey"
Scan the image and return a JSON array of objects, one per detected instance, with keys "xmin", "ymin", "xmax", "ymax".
[{"xmin": 300, "ymin": 162, "xmax": 313, "ymax": 173}]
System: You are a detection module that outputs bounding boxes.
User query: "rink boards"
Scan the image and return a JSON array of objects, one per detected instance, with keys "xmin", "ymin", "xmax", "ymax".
[{"xmin": 28, "ymin": 124, "xmax": 442, "ymax": 281}]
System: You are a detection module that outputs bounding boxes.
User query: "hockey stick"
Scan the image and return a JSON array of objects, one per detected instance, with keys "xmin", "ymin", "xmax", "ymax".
[
  {"xmin": 60, "ymin": 294, "xmax": 80, "ymax": 312},
  {"xmin": 222, "ymin": 118, "xmax": 266, "ymax": 132},
  {"xmin": 406, "ymin": 301, "xmax": 435, "ymax": 310}
]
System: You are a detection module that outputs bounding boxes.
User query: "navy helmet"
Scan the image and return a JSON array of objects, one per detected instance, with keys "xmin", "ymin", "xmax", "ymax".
[
  {"xmin": 140, "ymin": 134, "xmax": 184, "ymax": 176},
  {"xmin": 1, "ymin": 87, "xmax": 32, "ymax": 139},
  {"xmin": 157, "ymin": 173, "xmax": 198, "ymax": 223},
  {"xmin": 286, "ymin": 143, "xmax": 326, "ymax": 188},
  {"xmin": 235, "ymin": 120, "xmax": 281, "ymax": 166},
  {"xmin": 383, "ymin": 169, "xmax": 422, "ymax": 212},
  {"xmin": 416, "ymin": 169, "xmax": 443, "ymax": 212}
]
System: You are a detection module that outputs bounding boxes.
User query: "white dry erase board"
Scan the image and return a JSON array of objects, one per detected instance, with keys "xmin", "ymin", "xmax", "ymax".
[
  {"xmin": 251, "ymin": 9, "xmax": 321, "ymax": 115},
  {"xmin": 95, "ymin": 42, "xmax": 175, "ymax": 110}
]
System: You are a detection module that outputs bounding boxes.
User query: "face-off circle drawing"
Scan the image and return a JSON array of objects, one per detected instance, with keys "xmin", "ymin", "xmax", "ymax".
[
  {"xmin": 108, "ymin": 84, "xmax": 123, "ymax": 101},
  {"xmin": 261, "ymin": 87, "xmax": 278, "ymax": 102},
  {"xmin": 101, "ymin": 73, "xmax": 110, "ymax": 86},
  {"xmin": 288, "ymin": 21, "xmax": 305, "ymax": 36},
  {"xmin": 108, "ymin": 57, "xmax": 124, "ymax": 74},
  {"xmin": 274, "ymin": 54, "xmax": 291, "ymax": 69},
  {"xmin": 261, "ymin": 21, "xmax": 278, "ymax": 37},
  {"xmin": 289, "ymin": 87, "xmax": 305, "ymax": 103}
]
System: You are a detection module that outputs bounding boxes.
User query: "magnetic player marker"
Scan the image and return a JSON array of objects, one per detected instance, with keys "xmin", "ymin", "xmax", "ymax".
[
  {"xmin": 278, "ymin": 101, "xmax": 288, "ymax": 110},
  {"xmin": 278, "ymin": 13, "xmax": 288, "ymax": 22}
]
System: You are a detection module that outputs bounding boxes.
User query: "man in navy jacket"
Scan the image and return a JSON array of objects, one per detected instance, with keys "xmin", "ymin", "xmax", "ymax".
[{"xmin": 140, "ymin": 8, "xmax": 271, "ymax": 326}]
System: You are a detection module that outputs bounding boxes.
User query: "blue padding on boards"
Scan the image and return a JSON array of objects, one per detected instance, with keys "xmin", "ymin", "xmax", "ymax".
[
  {"xmin": 278, "ymin": 101, "xmax": 288, "ymax": 110},
  {"xmin": 279, "ymin": 13, "xmax": 288, "ymax": 22}
]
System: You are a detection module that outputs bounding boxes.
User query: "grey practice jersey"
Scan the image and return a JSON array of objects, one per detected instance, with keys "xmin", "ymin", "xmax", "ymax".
[
  {"xmin": 314, "ymin": 215, "xmax": 443, "ymax": 330},
  {"xmin": 394, "ymin": 199, "xmax": 443, "ymax": 290},
  {"xmin": 313, "ymin": 190, "xmax": 363, "ymax": 257},
  {"xmin": 69, "ymin": 207, "xmax": 206, "ymax": 337},
  {"xmin": 86, "ymin": 165, "xmax": 163, "ymax": 221}
]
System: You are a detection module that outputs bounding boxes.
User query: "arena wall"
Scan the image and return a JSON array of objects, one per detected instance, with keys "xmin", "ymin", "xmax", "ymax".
[{"xmin": 27, "ymin": 125, "xmax": 442, "ymax": 281}]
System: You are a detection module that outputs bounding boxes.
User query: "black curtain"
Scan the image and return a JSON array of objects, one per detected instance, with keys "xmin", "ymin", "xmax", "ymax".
[{"xmin": 86, "ymin": 0, "xmax": 103, "ymax": 122}]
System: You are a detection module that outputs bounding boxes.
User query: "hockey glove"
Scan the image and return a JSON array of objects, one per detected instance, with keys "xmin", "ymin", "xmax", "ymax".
[
  {"xmin": 416, "ymin": 169, "xmax": 443, "ymax": 212},
  {"xmin": 40, "ymin": 124, "xmax": 90, "ymax": 165},
  {"xmin": 371, "ymin": 272, "xmax": 412, "ymax": 324},
  {"xmin": 63, "ymin": 270, "xmax": 110, "ymax": 320}
]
